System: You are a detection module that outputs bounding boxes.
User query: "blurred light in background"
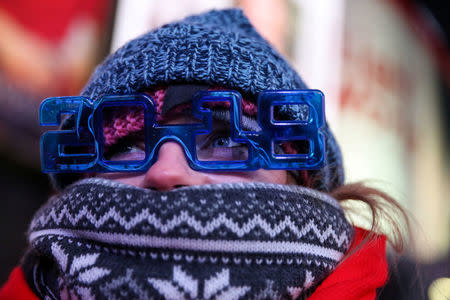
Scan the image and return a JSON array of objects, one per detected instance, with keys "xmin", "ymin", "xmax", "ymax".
[
  {"xmin": 111, "ymin": 0, "xmax": 231, "ymax": 52},
  {"xmin": 337, "ymin": 0, "xmax": 447, "ymax": 262},
  {"xmin": 0, "ymin": 0, "xmax": 114, "ymax": 165},
  {"xmin": 0, "ymin": 0, "xmax": 116, "ymax": 285}
]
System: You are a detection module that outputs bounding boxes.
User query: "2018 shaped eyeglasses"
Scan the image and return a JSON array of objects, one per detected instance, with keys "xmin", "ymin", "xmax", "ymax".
[{"xmin": 39, "ymin": 90, "xmax": 326, "ymax": 173}]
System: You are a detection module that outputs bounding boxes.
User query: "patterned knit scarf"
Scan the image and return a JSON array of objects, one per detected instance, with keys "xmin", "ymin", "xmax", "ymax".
[{"xmin": 23, "ymin": 178, "xmax": 354, "ymax": 300}]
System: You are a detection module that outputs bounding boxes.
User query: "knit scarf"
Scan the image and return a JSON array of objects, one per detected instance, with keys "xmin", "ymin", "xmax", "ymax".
[{"xmin": 23, "ymin": 178, "xmax": 354, "ymax": 300}]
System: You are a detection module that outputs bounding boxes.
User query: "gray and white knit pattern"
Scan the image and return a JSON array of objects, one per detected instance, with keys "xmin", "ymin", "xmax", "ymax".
[{"xmin": 24, "ymin": 178, "xmax": 354, "ymax": 299}]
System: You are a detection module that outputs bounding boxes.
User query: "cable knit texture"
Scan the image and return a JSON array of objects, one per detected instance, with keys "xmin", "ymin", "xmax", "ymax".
[{"xmin": 81, "ymin": 10, "xmax": 306, "ymax": 100}]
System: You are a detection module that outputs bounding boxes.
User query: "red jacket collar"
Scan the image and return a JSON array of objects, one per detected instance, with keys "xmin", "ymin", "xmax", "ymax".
[{"xmin": 308, "ymin": 227, "xmax": 388, "ymax": 300}]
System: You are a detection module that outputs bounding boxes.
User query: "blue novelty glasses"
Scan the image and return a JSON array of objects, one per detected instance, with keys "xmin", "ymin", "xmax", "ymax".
[{"xmin": 40, "ymin": 90, "xmax": 326, "ymax": 173}]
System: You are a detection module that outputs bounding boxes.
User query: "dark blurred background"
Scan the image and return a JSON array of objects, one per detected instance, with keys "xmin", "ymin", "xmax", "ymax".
[{"xmin": 0, "ymin": 0, "xmax": 448, "ymax": 299}]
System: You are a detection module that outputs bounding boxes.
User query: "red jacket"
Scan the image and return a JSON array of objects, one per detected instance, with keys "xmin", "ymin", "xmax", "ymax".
[{"xmin": 0, "ymin": 227, "xmax": 387, "ymax": 300}]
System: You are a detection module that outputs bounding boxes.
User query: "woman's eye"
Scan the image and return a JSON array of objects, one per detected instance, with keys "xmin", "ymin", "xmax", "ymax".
[
  {"xmin": 196, "ymin": 132, "xmax": 248, "ymax": 161},
  {"xmin": 211, "ymin": 136, "xmax": 240, "ymax": 148},
  {"xmin": 119, "ymin": 145, "xmax": 141, "ymax": 154},
  {"xmin": 105, "ymin": 142, "xmax": 146, "ymax": 161}
]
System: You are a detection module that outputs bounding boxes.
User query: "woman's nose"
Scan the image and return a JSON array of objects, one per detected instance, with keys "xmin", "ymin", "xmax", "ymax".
[{"xmin": 142, "ymin": 141, "xmax": 208, "ymax": 191}]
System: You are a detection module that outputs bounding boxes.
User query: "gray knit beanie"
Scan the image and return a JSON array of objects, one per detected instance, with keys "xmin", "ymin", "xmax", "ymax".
[{"xmin": 52, "ymin": 8, "xmax": 344, "ymax": 192}]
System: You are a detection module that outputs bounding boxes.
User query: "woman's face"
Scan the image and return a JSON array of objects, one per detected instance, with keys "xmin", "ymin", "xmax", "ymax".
[{"xmin": 96, "ymin": 115, "xmax": 293, "ymax": 190}]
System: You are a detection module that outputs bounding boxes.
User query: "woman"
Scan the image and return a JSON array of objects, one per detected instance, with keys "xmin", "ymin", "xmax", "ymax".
[{"xmin": 0, "ymin": 9, "xmax": 408, "ymax": 300}]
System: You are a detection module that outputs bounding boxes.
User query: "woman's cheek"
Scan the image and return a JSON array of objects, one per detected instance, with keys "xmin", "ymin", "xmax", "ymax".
[{"xmin": 202, "ymin": 170, "xmax": 288, "ymax": 185}]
